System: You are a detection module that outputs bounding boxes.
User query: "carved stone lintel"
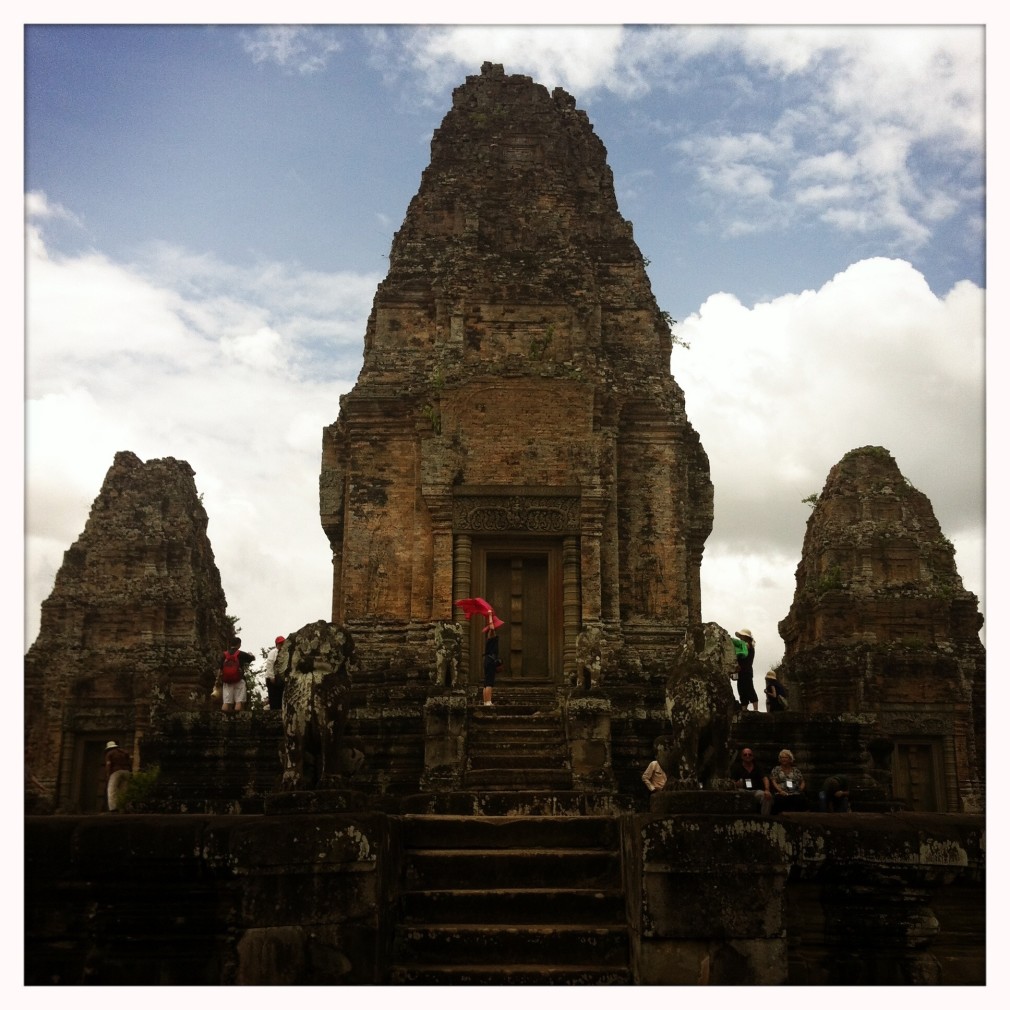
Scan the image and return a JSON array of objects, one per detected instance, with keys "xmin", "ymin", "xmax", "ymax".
[{"xmin": 453, "ymin": 491, "xmax": 580, "ymax": 535}]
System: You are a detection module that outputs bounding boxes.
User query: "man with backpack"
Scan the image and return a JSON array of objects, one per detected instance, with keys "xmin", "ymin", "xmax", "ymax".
[{"xmin": 218, "ymin": 637, "xmax": 255, "ymax": 713}]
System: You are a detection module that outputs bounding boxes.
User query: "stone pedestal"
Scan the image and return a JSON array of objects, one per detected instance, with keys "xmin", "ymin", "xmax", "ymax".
[
  {"xmin": 564, "ymin": 694, "xmax": 616, "ymax": 791},
  {"xmin": 419, "ymin": 691, "xmax": 468, "ymax": 791}
]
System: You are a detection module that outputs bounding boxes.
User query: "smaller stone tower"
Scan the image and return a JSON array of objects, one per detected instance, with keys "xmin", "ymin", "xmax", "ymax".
[
  {"xmin": 25, "ymin": 451, "xmax": 232, "ymax": 812},
  {"xmin": 778, "ymin": 446, "xmax": 984, "ymax": 812}
]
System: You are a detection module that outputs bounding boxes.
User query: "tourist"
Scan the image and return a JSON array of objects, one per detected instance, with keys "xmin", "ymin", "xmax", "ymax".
[
  {"xmin": 733, "ymin": 628, "xmax": 759, "ymax": 711},
  {"xmin": 770, "ymin": 749, "xmax": 808, "ymax": 812},
  {"xmin": 819, "ymin": 774, "xmax": 851, "ymax": 812},
  {"xmin": 483, "ymin": 622, "xmax": 501, "ymax": 706},
  {"xmin": 642, "ymin": 754, "xmax": 668, "ymax": 792},
  {"xmin": 264, "ymin": 635, "xmax": 286, "ymax": 710},
  {"xmin": 764, "ymin": 670, "xmax": 789, "ymax": 712},
  {"xmin": 730, "ymin": 746, "xmax": 772, "ymax": 815},
  {"xmin": 219, "ymin": 637, "xmax": 256, "ymax": 714},
  {"xmin": 104, "ymin": 741, "xmax": 133, "ymax": 812}
]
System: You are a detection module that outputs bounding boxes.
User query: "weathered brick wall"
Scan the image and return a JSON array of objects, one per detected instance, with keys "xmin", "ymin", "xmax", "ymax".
[{"xmin": 320, "ymin": 64, "xmax": 712, "ymax": 691}]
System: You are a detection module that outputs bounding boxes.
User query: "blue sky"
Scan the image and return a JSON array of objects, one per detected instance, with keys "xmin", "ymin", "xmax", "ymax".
[{"xmin": 22, "ymin": 16, "xmax": 990, "ymax": 694}]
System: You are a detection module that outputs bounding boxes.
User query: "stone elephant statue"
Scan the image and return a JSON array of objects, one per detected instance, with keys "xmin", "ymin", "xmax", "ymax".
[
  {"xmin": 278, "ymin": 621, "xmax": 360, "ymax": 790},
  {"xmin": 661, "ymin": 622, "xmax": 737, "ymax": 788}
]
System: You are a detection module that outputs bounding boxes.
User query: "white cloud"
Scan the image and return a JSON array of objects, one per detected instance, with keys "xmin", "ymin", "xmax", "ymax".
[
  {"xmin": 791, "ymin": 150, "xmax": 857, "ymax": 184},
  {"xmin": 240, "ymin": 27, "xmax": 343, "ymax": 75},
  {"xmin": 674, "ymin": 257, "xmax": 984, "ymax": 666},
  {"xmin": 377, "ymin": 25, "xmax": 981, "ymax": 253},
  {"xmin": 24, "ymin": 201, "xmax": 374, "ymax": 652},
  {"xmin": 27, "ymin": 217, "xmax": 983, "ymax": 674},
  {"xmin": 374, "ymin": 25, "xmax": 628, "ymax": 98},
  {"xmin": 25, "ymin": 191, "xmax": 81, "ymax": 226},
  {"xmin": 794, "ymin": 183, "xmax": 854, "ymax": 206}
]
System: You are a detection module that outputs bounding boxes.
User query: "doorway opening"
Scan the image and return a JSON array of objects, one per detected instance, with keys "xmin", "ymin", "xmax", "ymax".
[
  {"xmin": 892, "ymin": 738, "xmax": 948, "ymax": 812},
  {"xmin": 470, "ymin": 539, "xmax": 562, "ymax": 684}
]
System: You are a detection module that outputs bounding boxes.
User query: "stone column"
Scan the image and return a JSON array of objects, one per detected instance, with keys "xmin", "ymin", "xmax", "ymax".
[
  {"xmin": 580, "ymin": 493, "xmax": 607, "ymax": 625},
  {"xmin": 423, "ymin": 489, "xmax": 454, "ymax": 621},
  {"xmin": 331, "ymin": 550, "xmax": 344, "ymax": 624},
  {"xmin": 452, "ymin": 533, "xmax": 473, "ymax": 677},
  {"xmin": 562, "ymin": 535, "xmax": 580, "ymax": 681}
]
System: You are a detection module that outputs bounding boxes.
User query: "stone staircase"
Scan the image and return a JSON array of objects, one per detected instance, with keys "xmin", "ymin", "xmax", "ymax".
[
  {"xmin": 389, "ymin": 814, "xmax": 632, "ymax": 984},
  {"xmin": 464, "ymin": 686, "xmax": 572, "ymax": 791}
]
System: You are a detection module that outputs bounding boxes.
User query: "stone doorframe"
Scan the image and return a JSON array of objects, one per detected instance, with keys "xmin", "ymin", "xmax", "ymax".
[
  {"xmin": 469, "ymin": 539, "xmax": 561, "ymax": 683},
  {"xmin": 445, "ymin": 486, "xmax": 587, "ymax": 683}
]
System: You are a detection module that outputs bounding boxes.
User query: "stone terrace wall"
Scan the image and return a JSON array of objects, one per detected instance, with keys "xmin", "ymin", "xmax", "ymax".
[
  {"xmin": 26, "ymin": 811, "xmax": 983, "ymax": 985},
  {"xmin": 26, "ymin": 812, "xmax": 396, "ymax": 984},
  {"xmin": 629, "ymin": 811, "xmax": 984, "ymax": 985}
]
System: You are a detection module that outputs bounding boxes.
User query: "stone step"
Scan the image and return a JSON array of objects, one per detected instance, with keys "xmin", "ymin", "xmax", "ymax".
[
  {"xmin": 467, "ymin": 742, "xmax": 568, "ymax": 758},
  {"xmin": 470, "ymin": 700, "xmax": 561, "ymax": 716},
  {"xmin": 467, "ymin": 734, "xmax": 567, "ymax": 751},
  {"xmin": 401, "ymin": 887, "xmax": 626, "ymax": 924},
  {"xmin": 399, "ymin": 792, "xmax": 627, "ymax": 816},
  {"xmin": 462, "ymin": 767, "xmax": 574, "ymax": 790},
  {"xmin": 391, "ymin": 814, "xmax": 631, "ymax": 985},
  {"xmin": 405, "ymin": 848, "xmax": 620, "ymax": 890},
  {"xmin": 468, "ymin": 717, "xmax": 564, "ymax": 732},
  {"xmin": 467, "ymin": 736, "xmax": 567, "ymax": 752},
  {"xmin": 392, "ymin": 922, "xmax": 630, "ymax": 967},
  {"xmin": 389, "ymin": 963, "xmax": 632, "ymax": 985},
  {"xmin": 465, "ymin": 739, "xmax": 563, "ymax": 755},
  {"xmin": 467, "ymin": 700, "xmax": 570, "ymax": 794},
  {"xmin": 469, "ymin": 712, "xmax": 564, "ymax": 729},
  {"xmin": 468, "ymin": 755, "xmax": 573, "ymax": 767},
  {"xmin": 402, "ymin": 815, "xmax": 621, "ymax": 850}
]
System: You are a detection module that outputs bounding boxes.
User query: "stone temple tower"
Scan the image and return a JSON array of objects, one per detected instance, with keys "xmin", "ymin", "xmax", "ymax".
[
  {"xmin": 321, "ymin": 64, "xmax": 712, "ymax": 699},
  {"xmin": 25, "ymin": 451, "xmax": 231, "ymax": 812},
  {"xmin": 778, "ymin": 446, "xmax": 985, "ymax": 812}
]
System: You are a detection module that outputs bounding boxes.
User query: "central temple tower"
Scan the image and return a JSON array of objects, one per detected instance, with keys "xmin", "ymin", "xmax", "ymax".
[{"xmin": 321, "ymin": 63, "xmax": 712, "ymax": 693}]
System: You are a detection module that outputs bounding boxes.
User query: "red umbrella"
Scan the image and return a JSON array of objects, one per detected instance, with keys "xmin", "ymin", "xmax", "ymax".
[{"xmin": 454, "ymin": 597, "xmax": 505, "ymax": 629}]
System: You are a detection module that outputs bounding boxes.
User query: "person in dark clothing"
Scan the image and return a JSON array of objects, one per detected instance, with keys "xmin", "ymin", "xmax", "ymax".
[
  {"xmin": 733, "ymin": 629, "xmax": 759, "ymax": 711},
  {"xmin": 730, "ymin": 746, "xmax": 772, "ymax": 815},
  {"xmin": 764, "ymin": 670, "xmax": 788, "ymax": 712},
  {"xmin": 819, "ymin": 775, "xmax": 851, "ymax": 812},
  {"xmin": 264, "ymin": 635, "xmax": 286, "ymax": 710},
  {"xmin": 483, "ymin": 627, "xmax": 501, "ymax": 706}
]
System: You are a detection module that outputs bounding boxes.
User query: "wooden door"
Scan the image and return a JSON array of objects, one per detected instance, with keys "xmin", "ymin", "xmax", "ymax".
[
  {"xmin": 74, "ymin": 738, "xmax": 110, "ymax": 813},
  {"xmin": 473, "ymin": 541, "xmax": 560, "ymax": 683},
  {"xmin": 893, "ymin": 740, "xmax": 946, "ymax": 812}
]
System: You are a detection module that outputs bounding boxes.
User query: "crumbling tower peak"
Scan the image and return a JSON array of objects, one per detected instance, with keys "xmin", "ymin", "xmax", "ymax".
[
  {"xmin": 778, "ymin": 444, "xmax": 984, "ymax": 812},
  {"xmin": 25, "ymin": 451, "xmax": 231, "ymax": 811}
]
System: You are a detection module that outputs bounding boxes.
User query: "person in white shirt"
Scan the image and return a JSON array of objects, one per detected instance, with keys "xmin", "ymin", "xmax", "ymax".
[
  {"xmin": 264, "ymin": 635, "xmax": 286, "ymax": 710},
  {"xmin": 642, "ymin": 757, "xmax": 668, "ymax": 792}
]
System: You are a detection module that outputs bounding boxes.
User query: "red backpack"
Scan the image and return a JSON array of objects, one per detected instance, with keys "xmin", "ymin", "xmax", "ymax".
[{"xmin": 221, "ymin": 648, "xmax": 243, "ymax": 684}]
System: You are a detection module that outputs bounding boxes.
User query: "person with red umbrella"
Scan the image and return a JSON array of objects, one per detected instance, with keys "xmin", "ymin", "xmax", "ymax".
[{"xmin": 455, "ymin": 598, "xmax": 505, "ymax": 705}]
